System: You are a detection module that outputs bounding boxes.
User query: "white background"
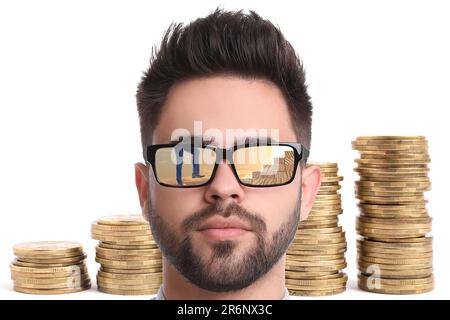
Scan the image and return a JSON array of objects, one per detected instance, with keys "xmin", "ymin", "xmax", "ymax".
[{"xmin": 0, "ymin": 0, "xmax": 449, "ymax": 300}]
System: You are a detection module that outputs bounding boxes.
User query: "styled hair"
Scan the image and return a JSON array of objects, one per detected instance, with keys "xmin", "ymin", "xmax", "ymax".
[{"xmin": 136, "ymin": 8, "xmax": 313, "ymax": 150}]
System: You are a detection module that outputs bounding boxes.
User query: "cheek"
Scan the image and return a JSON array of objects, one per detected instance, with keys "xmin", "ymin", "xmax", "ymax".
[
  {"xmin": 245, "ymin": 184, "xmax": 300, "ymax": 234},
  {"xmin": 150, "ymin": 186, "xmax": 201, "ymax": 231}
]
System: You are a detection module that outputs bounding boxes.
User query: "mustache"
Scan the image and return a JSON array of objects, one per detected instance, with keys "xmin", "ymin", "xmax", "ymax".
[{"xmin": 182, "ymin": 201, "xmax": 267, "ymax": 235}]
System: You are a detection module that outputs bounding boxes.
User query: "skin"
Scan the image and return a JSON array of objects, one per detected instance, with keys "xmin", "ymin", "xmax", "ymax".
[{"xmin": 135, "ymin": 76, "xmax": 321, "ymax": 299}]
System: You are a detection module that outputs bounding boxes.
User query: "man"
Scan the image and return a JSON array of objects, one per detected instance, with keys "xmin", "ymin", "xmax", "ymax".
[
  {"xmin": 134, "ymin": 8, "xmax": 321, "ymax": 300},
  {"xmin": 174, "ymin": 140, "xmax": 205, "ymax": 186}
]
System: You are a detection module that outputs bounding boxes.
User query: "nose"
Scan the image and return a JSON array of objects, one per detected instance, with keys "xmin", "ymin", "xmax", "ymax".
[{"xmin": 204, "ymin": 159, "xmax": 245, "ymax": 203}]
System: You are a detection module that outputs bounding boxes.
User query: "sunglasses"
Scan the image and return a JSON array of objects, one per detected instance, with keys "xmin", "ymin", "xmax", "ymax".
[{"xmin": 143, "ymin": 141, "xmax": 309, "ymax": 188}]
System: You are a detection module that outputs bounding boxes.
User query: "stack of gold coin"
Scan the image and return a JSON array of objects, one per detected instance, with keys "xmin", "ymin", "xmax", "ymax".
[
  {"xmin": 352, "ymin": 136, "xmax": 434, "ymax": 294},
  {"xmin": 285, "ymin": 162, "xmax": 347, "ymax": 296},
  {"xmin": 10, "ymin": 241, "xmax": 91, "ymax": 294},
  {"xmin": 91, "ymin": 215, "xmax": 162, "ymax": 295}
]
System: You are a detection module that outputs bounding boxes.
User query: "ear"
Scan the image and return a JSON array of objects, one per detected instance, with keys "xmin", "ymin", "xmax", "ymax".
[
  {"xmin": 135, "ymin": 162, "xmax": 150, "ymax": 218},
  {"xmin": 299, "ymin": 165, "xmax": 321, "ymax": 221}
]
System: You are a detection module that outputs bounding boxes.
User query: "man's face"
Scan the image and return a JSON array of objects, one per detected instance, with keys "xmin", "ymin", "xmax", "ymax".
[{"xmin": 135, "ymin": 76, "xmax": 320, "ymax": 292}]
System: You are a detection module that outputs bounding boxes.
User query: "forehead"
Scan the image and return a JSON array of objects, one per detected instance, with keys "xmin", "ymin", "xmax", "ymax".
[{"xmin": 152, "ymin": 76, "xmax": 297, "ymax": 147}]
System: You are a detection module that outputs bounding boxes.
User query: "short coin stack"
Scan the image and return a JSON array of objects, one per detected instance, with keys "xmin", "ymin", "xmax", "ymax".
[
  {"xmin": 10, "ymin": 241, "xmax": 91, "ymax": 294},
  {"xmin": 91, "ymin": 215, "xmax": 162, "ymax": 295},
  {"xmin": 285, "ymin": 162, "xmax": 347, "ymax": 296},
  {"xmin": 352, "ymin": 136, "xmax": 434, "ymax": 294}
]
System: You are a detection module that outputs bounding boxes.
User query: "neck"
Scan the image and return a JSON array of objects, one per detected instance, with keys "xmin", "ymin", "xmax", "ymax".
[{"xmin": 161, "ymin": 255, "xmax": 287, "ymax": 300}]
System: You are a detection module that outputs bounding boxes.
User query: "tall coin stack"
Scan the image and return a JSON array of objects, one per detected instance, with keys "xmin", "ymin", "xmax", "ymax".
[
  {"xmin": 352, "ymin": 136, "xmax": 434, "ymax": 294},
  {"xmin": 10, "ymin": 241, "xmax": 91, "ymax": 294},
  {"xmin": 91, "ymin": 215, "xmax": 163, "ymax": 295},
  {"xmin": 285, "ymin": 162, "xmax": 348, "ymax": 296}
]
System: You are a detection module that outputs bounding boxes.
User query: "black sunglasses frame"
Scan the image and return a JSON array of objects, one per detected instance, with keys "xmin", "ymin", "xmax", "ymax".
[{"xmin": 143, "ymin": 142, "xmax": 310, "ymax": 188}]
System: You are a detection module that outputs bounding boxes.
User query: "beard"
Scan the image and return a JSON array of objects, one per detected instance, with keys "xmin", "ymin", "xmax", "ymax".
[{"xmin": 146, "ymin": 192, "xmax": 301, "ymax": 293}]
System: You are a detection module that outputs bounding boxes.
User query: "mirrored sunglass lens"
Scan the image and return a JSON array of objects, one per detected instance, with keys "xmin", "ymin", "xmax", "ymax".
[
  {"xmin": 154, "ymin": 146, "xmax": 215, "ymax": 186},
  {"xmin": 233, "ymin": 146, "xmax": 295, "ymax": 186}
]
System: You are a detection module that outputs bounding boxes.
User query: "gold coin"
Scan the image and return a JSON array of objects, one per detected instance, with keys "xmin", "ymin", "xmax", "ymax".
[
  {"xmin": 91, "ymin": 222, "xmax": 150, "ymax": 232},
  {"xmin": 286, "ymin": 253, "xmax": 344, "ymax": 261},
  {"xmin": 356, "ymin": 185, "xmax": 429, "ymax": 193},
  {"xmin": 286, "ymin": 273, "xmax": 347, "ymax": 287},
  {"xmin": 299, "ymin": 223, "xmax": 338, "ymax": 230},
  {"xmin": 355, "ymin": 159, "xmax": 429, "ymax": 166},
  {"xmin": 13, "ymin": 279, "xmax": 91, "ymax": 290},
  {"xmin": 289, "ymin": 287, "xmax": 346, "ymax": 296},
  {"xmin": 356, "ymin": 221, "xmax": 431, "ymax": 230},
  {"xmin": 97, "ymin": 286, "xmax": 157, "ymax": 295},
  {"xmin": 358, "ymin": 283, "xmax": 433, "ymax": 295},
  {"xmin": 289, "ymin": 242, "xmax": 347, "ymax": 251},
  {"xmin": 294, "ymin": 230, "xmax": 346, "ymax": 238},
  {"xmin": 15, "ymin": 254, "xmax": 87, "ymax": 264},
  {"xmin": 287, "ymin": 248, "xmax": 346, "ymax": 256},
  {"xmin": 98, "ymin": 270, "xmax": 161, "ymax": 280},
  {"xmin": 354, "ymin": 135, "xmax": 427, "ymax": 141},
  {"xmin": 10, "ymin": 262, "xmax": 88, "ymax": 273},
  {"xmin": 358, "ymin": 237, "xmax": 432, "ymax": 247},
  {"xmin": 358, "ymin": 274, "xmax": 434, "ymax": 286},
  {"xmin": 300, "ymin": 217, "xmax": 339, "ymax": 224},
  {"xmin": 314, "ymin": 194, "xmax": 342, "ymax": 200},
  {"xmin": 356, "ymin": 242, "xmax": 432, "ymax": 254},
  {"xmin": 100, "ymin": 266, "xmax": 162, "ymax": 274},
  {"xmin": 100, "ymin": 239, "xmax": 157, "ymax": 246},
  {"xmin": 359, "ymin": 152, "xmax": 430, "ymax": 159},
  {"xmin": 357, "ymin": 249, "xmax": 432, "ymax": 259},
  {"xmin": 285, "ymin": 262, "xmax": 347, "ymax": 272},
  {"xmin": 358, "ymin": 203, "xmax": 427, "ymax": 211},
  {"xmin": 13, "ymin": 241, "xmax": 83, "ymax": 258},
  {"xmin": 286, "ymin": 258, "xmax": 346, "ymax": 267},
  {"xmin": 356, "ymin": 244, "xmax": 432, "ymax": 254},
  {"xmin": 313, "ymin": 200, "xmax": 342, "ymax": 207},
  {"xmin": 296, "ymin": 226, "xmax": 343, "ymax": 234},
  {"xmin": 369, "ymin": 237, "xmax": 433, "ymax": 243},
  {"xmin": 95, "ymin": 257, "xmax": 162, "ymax": 268},
  {"xmin": 12, "ymin": 259, "xmax": 87, "ymax": 268},
  {"xmin": 291, "ymin": 237, "xmax": 345, "ymax": 246},
  {"xmin": 91, "ymin": 233, "xmax": 155, "ymax": 242},
  {"xmin": 99, "ymin": 242, "xmax": 158, "ymax": 250},
  {"xmin": 97, "ymin": 282, "xmax": 160, "ymax": 291},
  {"xmin": 96, "ymin": 253, "xmax": 162, "ymax": 261},
  {"xmin": 91, "ymin": 227, "xmax": 151, "ymax": 237},
  {"xmin": 308, "ymin": 209, "xmax": 343, "ymax": 217},
  {"xmin": 359, "ymin": 268, "xmax": 432, "ymax": 278},
  {"xmin": 285, "ymin": 270, "xmax": 341, "ymax": 278},
  {"xmin": 12, "ymin": 273, "xmax": 90, "ymax": 284},
  {"xmin": 285, "ymin": 271, "xmax": 342, "ymax": 279},
  {"xmin": 357, "ymin": 216, "xmax": 431, "ymax": 224},
  {"xmin": 357, "ymin": 175, "xmax": 429, "ymax": 182},
  {"xmin": 352, "ymin": 144, "xmax": 428, "ymax": 151},
  {"xmin": 307, "ymin": 212, "xmax": 343, "ymax": 220},
  {"xmin": 356, "ymin": 190, "xmax": 425, "ymax": 198},
  {"xmin": 95, "ymin": 245, "xmax": 161, "ymax": 256},
  {"xmin": 360, "ymin": 212, "xmax": 429, "ymax": 220},
  {"xmin": 97, "ymin": 215, "xmax": 147, "ymax": 226},
  {"xmin": 356, "ymin": 226, "xmax": 431, "ymax": 235},
  {"xmin": 357, "ymin": 260, "xmax": 432, "ymax": 271},
  {"xmin": 14, "ymin": 284, "xmax": 91, "ymax": 295},
  {"xmin": 317, "ymin": 186, "xmax": 342, "ymax": 193},
  {"xmin": 320, "ymin": 176, "xmax": 344, "ymax": 183},
  {"xmin": 97, "ymin": 275, "xmax": 162, "ymax": 286},
  {"xmin": 11, "ymin": 269, "xmax": 88, "ymax": 279},
  {"xmin": 358, "ymin": 254, "xmax": 432, "ymax": 265},
  {"xmin": 310, "ymin": 204, "xmax": 343, "ymax": 211}
]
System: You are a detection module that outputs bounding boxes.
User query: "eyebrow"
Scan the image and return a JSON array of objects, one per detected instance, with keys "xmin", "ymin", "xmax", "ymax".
[{"xmin": 169, "ymin": 135, "xmax": 279, "ymax": 145}]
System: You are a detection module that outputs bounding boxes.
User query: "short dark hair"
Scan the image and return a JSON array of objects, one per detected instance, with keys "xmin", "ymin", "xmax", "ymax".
[{"xmin": 136, "ymin": 8, "xmax": 313, "ymax": 151}]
